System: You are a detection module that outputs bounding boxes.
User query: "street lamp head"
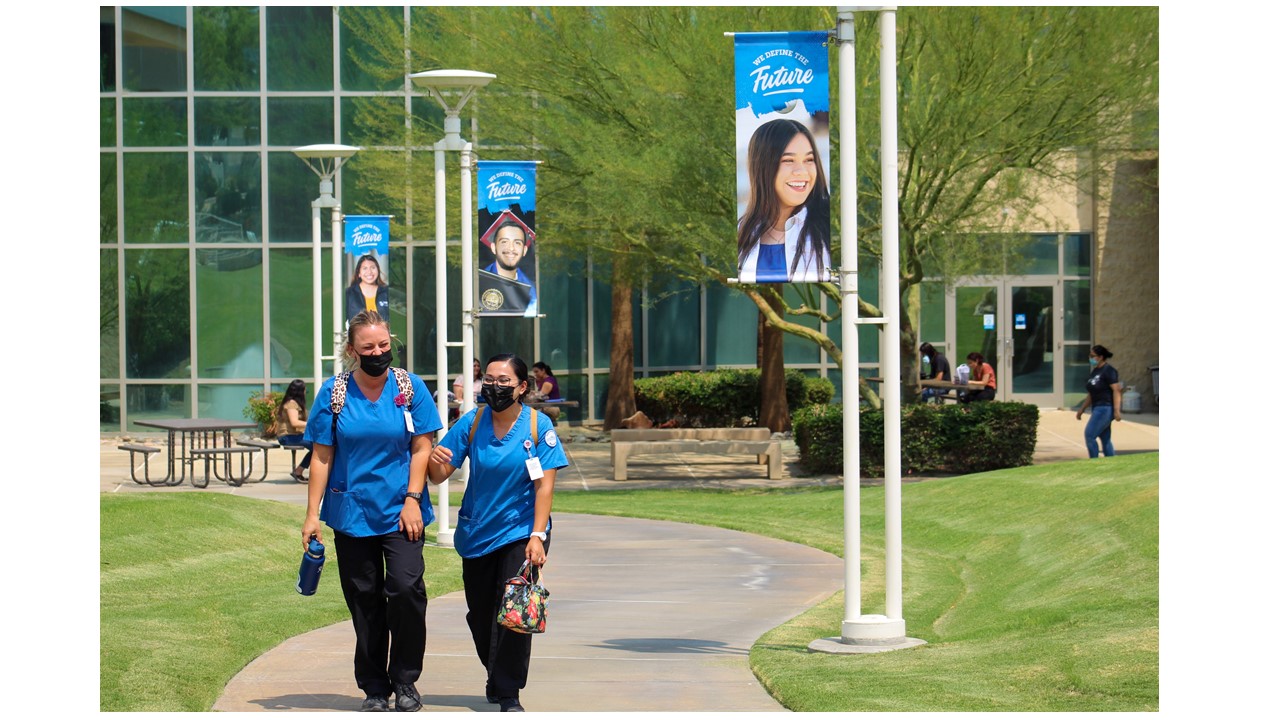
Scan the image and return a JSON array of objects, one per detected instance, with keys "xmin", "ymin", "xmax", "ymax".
[
  {"xmin": 409, "ymin": 69, "xmax": 496, "ymax": 137},
  {"xmin": 293, "ymin": 144, "xmax": 360, "ymax": 202}
]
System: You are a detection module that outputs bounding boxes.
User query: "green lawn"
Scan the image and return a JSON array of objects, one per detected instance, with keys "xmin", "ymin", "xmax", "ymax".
[{"xmin": 101, "ymin": 453, "xmax": 1157, "ymax": 711}]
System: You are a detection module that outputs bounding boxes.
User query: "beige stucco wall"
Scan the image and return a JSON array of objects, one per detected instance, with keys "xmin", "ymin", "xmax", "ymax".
[{"xmin": 1092, "ymin": 154, "xmax": 1160, "ymax": 412}]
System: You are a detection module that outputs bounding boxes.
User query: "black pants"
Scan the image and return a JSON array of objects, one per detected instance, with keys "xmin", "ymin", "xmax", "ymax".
[
  {"xmin": 461, "ymin": 536, "xmax": 550, "ymax": 698},
  {"xmin": 333, "ymin": 529, "xmax": 427, "ymax": 697},
  {"xmin": 961, "ymin": 387, "xmax": 996, "ymax": 403}
]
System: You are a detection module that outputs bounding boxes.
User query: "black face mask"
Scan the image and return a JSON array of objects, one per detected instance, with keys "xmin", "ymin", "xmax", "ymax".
[
  {"xmin": 359, "ymin": 351, "xmax": 393, "ymax": 377},
  {"xmin": 481, "ymin": 382, "xmax": 519, "ymax": 412}
]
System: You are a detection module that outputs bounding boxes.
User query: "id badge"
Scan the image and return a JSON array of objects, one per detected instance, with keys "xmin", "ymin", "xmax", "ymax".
[
  {"xmin": 525, "ymin": 456, "xmax": 544, "ymax": 481},
  {"xmin": 404, "ymin": 409, "xmax": 415, "ymax": 433}
]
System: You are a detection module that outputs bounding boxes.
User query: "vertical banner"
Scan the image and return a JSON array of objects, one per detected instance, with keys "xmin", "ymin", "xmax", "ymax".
[
  {"xmin": 477, "ymin": 161, "xmax": 538, "ymax": 317},
  {"xmin": 343, "ymin": 215, "xmax": 392, "ymax": 323},
  {"xmin": 733, "ymin": 31, "xmax": 833, "ymax": 283}
]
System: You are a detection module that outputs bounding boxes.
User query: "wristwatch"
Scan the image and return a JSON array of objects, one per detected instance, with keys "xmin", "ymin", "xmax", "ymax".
[
  {"xmin": 405, "ymin": 491, "xmax": 423, "ymax": 503},
  {"xmin": 530, "ymin": 531, "xmax": 547, "ymax": 541}
]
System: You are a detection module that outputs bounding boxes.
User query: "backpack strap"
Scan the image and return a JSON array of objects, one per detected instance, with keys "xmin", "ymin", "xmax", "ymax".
[
  {"xmin": 466, "ymin": 405, "xmax": 540, "ymax": 448},
  {"xmin": 330, "ymin": 372, "xmax": 351, "ymax": 443},
  {"xmin": 391, "ymin": 367, "xmax": 414, "ymax": 404}
]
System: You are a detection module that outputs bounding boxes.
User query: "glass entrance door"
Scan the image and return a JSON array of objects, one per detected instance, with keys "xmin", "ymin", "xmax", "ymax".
[{"xmin": 947, "ymin": 279, "xmax": 1061, "ymax": 407}]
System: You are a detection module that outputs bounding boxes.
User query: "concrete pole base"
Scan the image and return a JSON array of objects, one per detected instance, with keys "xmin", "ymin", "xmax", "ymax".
[
  {"xmin": 808, "ymin": 615, "xmax": 927, "ymax": 655},
  {"xmin": 435, "ymin": 529, "xmax": 455, "ymax": 548}
]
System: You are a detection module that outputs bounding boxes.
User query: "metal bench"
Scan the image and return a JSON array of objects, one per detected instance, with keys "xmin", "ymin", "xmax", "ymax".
[
  {"xmin": 189, "ymin": 446, "xmax": 262, "ymax": 488},
  {"xmin": 235, "ymin": 438, "xmax": 283, "ymax": 482},
  {"xmin": 610, "ymin": 428, "xmax": 781, "ymax": 481},
  {"xmin": 275, "ymin": 441, "xmax": 311, "ymax": 482},
  {"xmin": 118, "ymin": 443, "xmax": 167, "ymax": 486}
]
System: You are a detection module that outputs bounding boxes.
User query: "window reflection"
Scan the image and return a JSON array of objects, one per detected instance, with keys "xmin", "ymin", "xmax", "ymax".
[
  {"xmin": 124, "ymin": 249, "xmax": 191, "ymax": 379},
  {"xmin": 265, "ymin": 6, "xmax": 333, "ymax": 91},
  {"xmin": 196, "ymin": 153, "xmax": 262, "ymax": 243},
  {"xmin": 122, "ymin": 6, "xmax": 187, "ymax": 92},
  {"xmin": 123, "ymin": 97, "xmax": 187, "ymax": 147},
  {"xmin": 194, "ymin": 6, "xmax": 260, "ymax": 91},
  {"xmin": 196, "ymin": 249, "xmax": 264, "ymax": 380},
  {"xmin": 195, "ymin": 98, "xmax": 261, "ymax": 146},
  {"xmin": 123, "ymin": 153, "xmax": 188, "ymax": 244}
]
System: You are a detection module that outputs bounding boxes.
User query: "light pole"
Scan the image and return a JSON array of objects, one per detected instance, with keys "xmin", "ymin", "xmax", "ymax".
[
  {"xmin": 810, "ymin": 6, "xmax": 923, "ymax": 655},
  {"xmin": 408, "ymin": 69, "xmax": 495, "ymax": 548},
  {"xmin": 293, "ymin": 144, "xmax": 360, "ymax": 392}
]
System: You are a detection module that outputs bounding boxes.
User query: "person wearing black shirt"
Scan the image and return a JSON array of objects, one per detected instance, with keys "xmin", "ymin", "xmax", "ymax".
[
  {"xmin": 1075, "ymin": 344, "xmax": 1123, "ymax": 458},
  {"xmin": 919, "ymin": 343, "xmax": 953, "ymax": 403}
]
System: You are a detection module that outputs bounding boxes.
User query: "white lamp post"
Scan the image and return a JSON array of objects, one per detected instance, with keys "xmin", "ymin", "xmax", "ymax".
[
  {"xmin": 293, "ymin": 144, "xmax": 360, "ymax": 392},
  {"xmin": 810, "ymin": 6, "xmax": 923, "ymax": 655},
  {"xmin": 409, "ymin": 69, "xmax": 496, "ymax": 548}
]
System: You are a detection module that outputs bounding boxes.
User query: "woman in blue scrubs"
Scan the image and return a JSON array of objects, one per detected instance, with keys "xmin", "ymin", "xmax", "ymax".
[
  {"xmin": 428, "ymin": 354, "xmax": 568, "ymax": 713},
  {"xmin": 301, "ymin": 310, "xmax": 443, "ymax": 712}
]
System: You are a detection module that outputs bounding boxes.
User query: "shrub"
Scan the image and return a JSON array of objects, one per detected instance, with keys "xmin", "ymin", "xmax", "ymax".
[
  {"xmin": 793, "ymin": 401, "xmax": 1040, "ymax": 476},
  {"xmin": 634, "ymin": 369, "xmax": 835, "ymax": 427},
  {"xmin": 243, "ymin": 390, "xmax": 283, "ymax": 438}
]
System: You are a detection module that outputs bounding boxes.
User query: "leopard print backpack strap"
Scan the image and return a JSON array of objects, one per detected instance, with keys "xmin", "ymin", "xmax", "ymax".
[
  {"xmin": 329, "ymin": 372, "xmax": 351, "ymax": 444},
  {"xmin": 391, "ymin": 367, "xmax": 414, "ymax": 405}
]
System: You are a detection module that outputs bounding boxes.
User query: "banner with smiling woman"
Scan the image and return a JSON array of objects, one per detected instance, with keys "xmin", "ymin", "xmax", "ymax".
[
  {"xmin": 733, "ymin": 31, "xmax": 832, "ymax": 284},
  {"xmin": 343, "ymin": 215, "xmax": 392, "ymax": 323},
  {"xmin": 477, "ymin": 161, "xmax": 538, "ymax": 318}
]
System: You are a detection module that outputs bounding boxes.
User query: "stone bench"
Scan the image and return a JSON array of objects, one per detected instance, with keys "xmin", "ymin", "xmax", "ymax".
[{"xmin": 610, "ymin": 428, "xmax": 781, "ymax": 481}]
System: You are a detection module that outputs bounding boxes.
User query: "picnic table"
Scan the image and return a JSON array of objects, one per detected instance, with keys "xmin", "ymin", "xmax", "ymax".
[
  {"xmin": 121, "ymin": 418, "xmax": 261, "ymax": 488},
  {"xmin": 920, "ymin": 378, "xmax": 986, "ymax": 402}
]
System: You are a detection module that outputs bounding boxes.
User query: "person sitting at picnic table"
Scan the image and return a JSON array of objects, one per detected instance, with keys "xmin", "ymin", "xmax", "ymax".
[
  {"xmin": 276, "ymin": 379, "xmax": 312, "ymax": 482},
  {"xmin": 919, "ymin": 343, "xmax": 952, "ymax": 404},
  {"xmin": 529, "ymin": 361, "xmax": 563, "ymax": 421},
  {"xmin": 959, "ymin": 352, "xmax": 997, "ymax": 403}
]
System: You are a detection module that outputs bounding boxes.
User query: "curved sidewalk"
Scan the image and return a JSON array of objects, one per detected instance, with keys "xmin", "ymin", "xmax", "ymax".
[{"xmin": 213, "ymin": 513, "xmax": 843, "ymax": 713}]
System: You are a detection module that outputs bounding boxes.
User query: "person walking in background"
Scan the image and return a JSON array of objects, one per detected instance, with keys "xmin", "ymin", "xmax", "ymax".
[
  {"xmin": 300, "ymin": 310, "xmax": 443, "ymax": 712},
  {"xmin": 1076, "ymin": 344, "xmax": 1123, "ymax": 458},
  {"xmin": 276, "ymin": 379, "xmax": 312, "ymax": 482},
  {"xmin": 427, "ymin": 354, "xmax": 568, "ymax": 713},
  {"xmin": 736, "ymin": 118, "xmax": 832, "ymax": 283},
  {"xmin": 919, "ymin": 343, "xmax": 952, "ymax": 404},
  {"xmin": 345, "ymin": 254, "xmax": 391, "ymax": 324},
  {"xmin": 960, "ymin": 352, "xmax": 997, "ymax": 403},
  {"xmin": 529, "ymin": 361, "xmax": 562, "ymax": 421}
]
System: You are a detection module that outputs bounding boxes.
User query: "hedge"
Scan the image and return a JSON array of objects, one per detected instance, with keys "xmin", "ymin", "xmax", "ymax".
[
  {"xmin": 633, "ymin": 369, "xmax": 835, "ymax": 427},
  {"xmin": 793, "ymin": 401, "xmax": 1040, "ymax": 476}
]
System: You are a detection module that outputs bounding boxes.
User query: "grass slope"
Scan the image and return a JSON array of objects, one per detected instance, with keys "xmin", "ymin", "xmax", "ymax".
[
  {"xmin": 99, "ymin": 493, "xmax": 462, "ymax": 712},
  {"xmin": 554, "ymin": 453, "xmax": 1158, "ymax": 711}
]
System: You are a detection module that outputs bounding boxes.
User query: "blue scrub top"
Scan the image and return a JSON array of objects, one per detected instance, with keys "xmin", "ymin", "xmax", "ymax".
[
  {"xmin": 439, "ymin": 405, "xmax": 569, "ymax": 559},
  {"xmin": 305, "ymin": 371, "xmax": 444, "ymax": 537}
]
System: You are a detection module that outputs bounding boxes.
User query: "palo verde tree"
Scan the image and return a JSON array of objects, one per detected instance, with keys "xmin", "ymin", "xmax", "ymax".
[{"xmin": 751, "ymin": 6, "xmax": 1158, "ymax": 404}]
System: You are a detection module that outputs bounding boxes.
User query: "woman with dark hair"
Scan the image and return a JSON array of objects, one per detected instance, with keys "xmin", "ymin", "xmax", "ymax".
[
  {"xmin": 276, "ymin": 379, "xmax": 312, "ymax": 482},
  {"xmin": 529, "ymin": 361, "xmax": 562, "ymax": 421},
  {"xmin": 736, "ymin": 118, "xmax": 831, "ymax": 283},
  {"xmin": 960, "ymin": 352, "xmax": 997, "ymax": 403},
  {"xmin": 427, "ymin": 353, "xmax": 569, "ymax": 713},
  {"xmin": 345, "ymin": 254, "xmax": 391, "ymax": 323},
  {"xmin": 919, "ymin": 343, "xmax": 952, "ymax": 404},
  {"xmin": 1075, "ymin": 344, "xmax": 1123, "ymax": 458}
]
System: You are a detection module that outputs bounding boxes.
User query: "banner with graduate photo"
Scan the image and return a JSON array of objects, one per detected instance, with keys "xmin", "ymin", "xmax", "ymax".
[
  {"xmin": 343, "ymin": 215, "xmax": 392, "ymax": 323},
  {"xmin": 733, "ymin": 31, "xmax": 833, "ymax": 284},
  {"xmin": 477, "ymin": 161, "xmax": 538, "ymax": 317}
]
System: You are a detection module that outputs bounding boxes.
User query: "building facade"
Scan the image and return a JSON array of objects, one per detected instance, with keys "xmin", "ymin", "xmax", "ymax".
[{"xmin": 99, "ymin": 6, "xmax": 1157, "ymax": 432}]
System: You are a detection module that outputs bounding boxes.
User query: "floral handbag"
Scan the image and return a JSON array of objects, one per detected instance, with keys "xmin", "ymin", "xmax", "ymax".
[{"xmin": 497, "ymin": 561, "xmax": 549, "ymax": 634}]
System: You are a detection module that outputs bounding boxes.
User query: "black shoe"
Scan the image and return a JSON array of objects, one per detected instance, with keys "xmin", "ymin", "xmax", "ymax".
[
  {"xmin": 393, "ymin": 683, "xmax": 421, "ymax": 712},
  {"xmin": 360, "ymin": 695, "xmax": 389, "ymax": 712},
  {"xmin": 498, "ymin": 697, "xmax": 524, "ymax": 712},
  {"xmin": 485, "ymin": 682, "xmax": 499, "ymax": 704}
]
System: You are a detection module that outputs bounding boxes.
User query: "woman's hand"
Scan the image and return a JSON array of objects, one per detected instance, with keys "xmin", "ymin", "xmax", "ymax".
[
  {"xmin": 399, "ymin": 499, "xmax": 424, "ymax": 541},
  {"xmin": 302, "ymin": 516, "xmax": 323, "ymax": 551},
  {"xmin": 430, "ymin": 445, "xmax": 454, "ymax": 466},
  {"xmin": 526, "ymin": 536, "xmax": 547, "ymax": 567}
]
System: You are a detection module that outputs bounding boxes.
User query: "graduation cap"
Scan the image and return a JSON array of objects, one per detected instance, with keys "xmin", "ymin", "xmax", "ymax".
[
  {"xmin": 479, "ymin": 209, "xmax": 536, "ymax": 251},
  {"xmin": 478, "ymin": 268, "xmax": 535, "ymax": 316}
]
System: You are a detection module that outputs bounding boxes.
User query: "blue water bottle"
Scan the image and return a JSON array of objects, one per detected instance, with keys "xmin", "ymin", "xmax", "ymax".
[{"xmin": 296, "ymin": 536, "xmax": 325, "ymax": 596}]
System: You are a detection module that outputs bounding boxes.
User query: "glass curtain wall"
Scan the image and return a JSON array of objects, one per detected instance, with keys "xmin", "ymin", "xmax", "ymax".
[{"xmin": 99, "ymin": 5, "xmax": 913, "ymax": 432}]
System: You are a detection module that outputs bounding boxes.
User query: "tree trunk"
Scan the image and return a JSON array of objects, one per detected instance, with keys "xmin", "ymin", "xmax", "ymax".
[
  {"xmin": 902, "ymin": 282, "xmax": 924, "ymax": 404},
  {"xmin": 603, "ymin": 277, "xmax": 636, "ymax": 430},
  {"xmin": 759, "ymin": 287, "xmax": 790, "ymax": 432}
]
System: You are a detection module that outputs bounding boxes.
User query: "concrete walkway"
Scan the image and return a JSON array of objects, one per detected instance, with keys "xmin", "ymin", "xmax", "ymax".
[{"xmin": 99, "ymin": 408, "xmax": 1158, "ymax": 712}]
